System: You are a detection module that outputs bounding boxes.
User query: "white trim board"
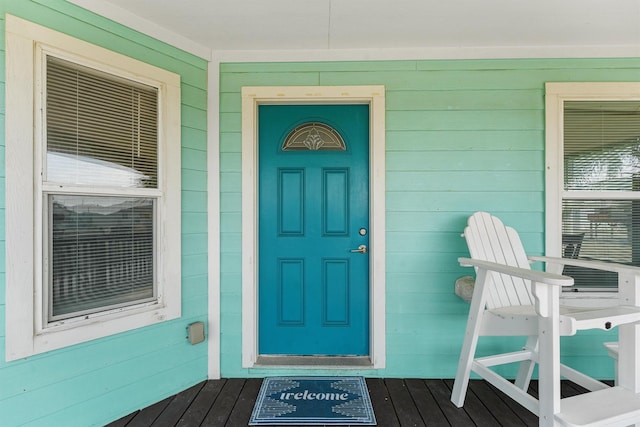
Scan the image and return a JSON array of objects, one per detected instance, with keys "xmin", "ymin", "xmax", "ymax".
[
  {"xmin": 240, "ymin": 86, "xmax": 386, "ymax": 369},
  {"xmin": 212, "ymin": 45, "xmax": 640, "ymax": 63},
  {"xmin": 67, "ymin": 0, "xmax": 213, "ymax": 60},
  {"xmin": 207, "ymin": 61, "xmax": 221, "ymax": 379}
]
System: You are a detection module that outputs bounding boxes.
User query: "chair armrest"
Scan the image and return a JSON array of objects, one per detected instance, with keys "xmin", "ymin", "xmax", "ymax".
[
  {"xmin": 531, "ymin": 256, "xmax": 640, "ymax": 275},
  {"xmin": 458, "ymin": 257, "xmax": 574, "ymax": 287}
]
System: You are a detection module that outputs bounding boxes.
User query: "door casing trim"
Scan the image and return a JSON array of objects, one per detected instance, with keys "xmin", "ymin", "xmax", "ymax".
[{"xmin": 241, "ymin": 86, "xmax": 386, "ymax": 369}]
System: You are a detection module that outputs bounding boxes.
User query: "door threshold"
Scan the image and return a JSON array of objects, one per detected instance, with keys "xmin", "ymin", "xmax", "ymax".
[{"xmin": 255, "ymin": 355, "xmax": 373, "ymax": 369}]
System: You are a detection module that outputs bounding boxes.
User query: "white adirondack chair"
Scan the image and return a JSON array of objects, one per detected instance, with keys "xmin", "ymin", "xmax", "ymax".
[{"xmin": 450, "ymin": 212, "xmax": 640, "ymax": 427}]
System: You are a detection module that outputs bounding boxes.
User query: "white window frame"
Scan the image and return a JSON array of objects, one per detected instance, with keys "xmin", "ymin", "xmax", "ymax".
[
  {"xmin": 5, "ymin": 15, "xmax": 182, "ymax": 361},
  {"xmin": 545, "ymin": 82, "xmax": 640, "ymax": 306}
]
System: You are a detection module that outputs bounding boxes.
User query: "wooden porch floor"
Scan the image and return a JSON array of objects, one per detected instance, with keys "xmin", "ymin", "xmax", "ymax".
[{"xmin": 105, "ymin": 378, "xmax": 599, "ymax": 427}]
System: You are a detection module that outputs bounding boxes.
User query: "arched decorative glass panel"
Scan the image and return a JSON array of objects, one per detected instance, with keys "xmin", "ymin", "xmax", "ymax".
[{"xmin": 282, "ymin": 122, "xmax": 346, "ymax": 151}]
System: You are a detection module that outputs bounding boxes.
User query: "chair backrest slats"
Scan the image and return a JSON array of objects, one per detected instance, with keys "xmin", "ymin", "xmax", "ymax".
[{"xmin": 464, "ymin": 212, "xmax": 534, "ymax": 309}]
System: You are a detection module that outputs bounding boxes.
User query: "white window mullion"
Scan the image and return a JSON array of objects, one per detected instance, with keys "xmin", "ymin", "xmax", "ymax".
[
  {"xmin": 41, "ymin": 184, "xmax": 163, "ymax": 198},
  {"xmin": 564, "ymin": 191, "xmax": 640, "ymax": 200}
]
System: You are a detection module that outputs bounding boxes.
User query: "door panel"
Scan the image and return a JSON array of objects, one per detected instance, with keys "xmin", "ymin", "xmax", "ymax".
[
  {"xmin": 258, "ymin": 104, "xmax": 370, "ymax": 356},
  {"xmin": 279, "ymin": 169, "xmax": 304, "ymax": 235},
  {"xmin": 323, "ymin": 259, "xmax": 349, "ymax": 324},
  {"xmin": 324, "ymin": 169, "xmax": 348, "ymax": 234}
]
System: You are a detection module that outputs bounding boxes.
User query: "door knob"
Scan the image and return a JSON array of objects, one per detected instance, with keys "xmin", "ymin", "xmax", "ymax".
[{"xmin": 350, "ymin": 245, "xmax": 368, "ymax": 254}]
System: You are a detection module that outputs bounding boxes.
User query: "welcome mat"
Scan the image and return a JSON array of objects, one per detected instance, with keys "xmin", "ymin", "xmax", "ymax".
[{"xmin": 249, "ymin": 376, "xmax": 376, "ymax": 425}]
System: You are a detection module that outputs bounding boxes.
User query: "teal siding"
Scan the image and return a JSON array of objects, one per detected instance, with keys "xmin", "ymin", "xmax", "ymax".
[
  {"xmin": 219, "ymin": 59, "xmax": 640, "ymax": 378},
  {"xmin": 0, "ymin": 1, "xmax": 208, "ymax": 426}
]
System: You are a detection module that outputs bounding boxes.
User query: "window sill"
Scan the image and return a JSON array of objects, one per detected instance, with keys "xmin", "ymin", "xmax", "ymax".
[{"xmin": 8, "ymin": 304, "xmax": 179, "ymax": 362}]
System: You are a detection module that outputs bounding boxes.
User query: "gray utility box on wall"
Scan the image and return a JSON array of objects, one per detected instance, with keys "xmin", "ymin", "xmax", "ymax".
[{"xmin": 187, "ymin": 322, "xmax": 205, "ymax": 345}]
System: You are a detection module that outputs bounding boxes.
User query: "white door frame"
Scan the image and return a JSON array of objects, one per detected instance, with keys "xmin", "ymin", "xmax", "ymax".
[{"xmin": 241, "ymin": 86, "xmax": 386, "ymax": 369}]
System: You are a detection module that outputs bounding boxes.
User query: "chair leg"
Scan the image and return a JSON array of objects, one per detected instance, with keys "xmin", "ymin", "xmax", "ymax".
[
  {"xmin": 451, "ymin": 270, "xmax": 490, "ymax": 407},
  {"xmin": 535, "ymin": 284, "xmax": 561, "ymax": 427},
  {"xmin": 451, "ymin": 323, "xmax": 480, "ymax": 407},
  {"xmin": 603, "ymin": 342, "xmax": 619, "ymax": 386},
  {"xmin": 514, "ymin": 336, "xmax": 538, "ymax": 391}
]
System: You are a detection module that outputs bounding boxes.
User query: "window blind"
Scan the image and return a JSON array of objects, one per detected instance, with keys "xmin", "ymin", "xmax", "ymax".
[
  {"xmin": 562, "ymin": 101, "xmax": 640, "ymax": 290},
  {"xmin": 45, "ymin": 56, "xmax": 159, "ymax": 319},
  {"xmin": 46, "ymin": 56, "xmax": 158, "ymax": 188}
]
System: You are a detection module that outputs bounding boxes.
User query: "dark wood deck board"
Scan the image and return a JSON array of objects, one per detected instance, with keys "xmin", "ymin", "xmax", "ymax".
[
  {"xmin": 428, "ymin": 379, "xmax": 475, "ymax": 427},
  {"xmin": 385, "ymin": 379, "xmax": 425, "ymax": 427},
  {"xmin": 125, "ymin": 396, "xmax": 174, "ymax": 427},
  {"xmin": 106, "ymin": 378, "xmax": 602, "ymax": 427},
  {"xmin": 224, "ymin": 378, "xmax": 262, "ymax": 427},
  {"xmin": 404, "ymin": 379, "xmax": 449, "ymax": 427},
  {"xmin": 367, "ymin": 378, "xmax": 401, "ymax": 427},
  {"xmin": 176, "ymin": 379, "xmax": 226, "ymax": 427},
  {"xmin": 468, "ymin": 379, "xmax": 528, "ymax": 426},
  {"xmin": 485, "ymin": 382, "xmax": 539, "ymax": 426},
  {"xmin": 200, "ymin": 378, "xmax": 245, "ymax": 426},
  {"xmin": 152, "ymin": 382, "xmax": 206, "ymax": 427},
  {"xmin": 444, "ymin": 378, "xmax": 500, "ymax": 426},
  {"xmin": 106, "ymin": 411, "xmax": 139, "ymax": 427}
]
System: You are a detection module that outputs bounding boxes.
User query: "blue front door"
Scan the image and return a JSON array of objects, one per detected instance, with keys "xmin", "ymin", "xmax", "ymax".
[{"xmin": 258, "ymin": 104, "xmax": 370, "ymax": 356}]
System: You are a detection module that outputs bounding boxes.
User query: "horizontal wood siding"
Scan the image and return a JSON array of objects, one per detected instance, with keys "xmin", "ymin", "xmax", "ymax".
[
  {"xmin": 0, "ymin": 1, "xmax": 209, "ymax": 426},
  {"xmin": 219, "ymin": 58, "xmax": 640, "ymax": 378}
]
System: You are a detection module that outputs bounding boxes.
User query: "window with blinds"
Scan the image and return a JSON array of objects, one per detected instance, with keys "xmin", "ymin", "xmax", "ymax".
[
  {"xmin": 44, "ymin": 55, "xmax": 159, "ymax": 320},
  {"xmin": 562, "ymin": 101, "xmax": 640, "ymax": 290}
]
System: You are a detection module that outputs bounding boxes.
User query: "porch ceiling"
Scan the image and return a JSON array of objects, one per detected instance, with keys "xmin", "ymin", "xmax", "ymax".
[{"xmin": 70, "ymin": 0, "xmax": 640, "ymax": 57}]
